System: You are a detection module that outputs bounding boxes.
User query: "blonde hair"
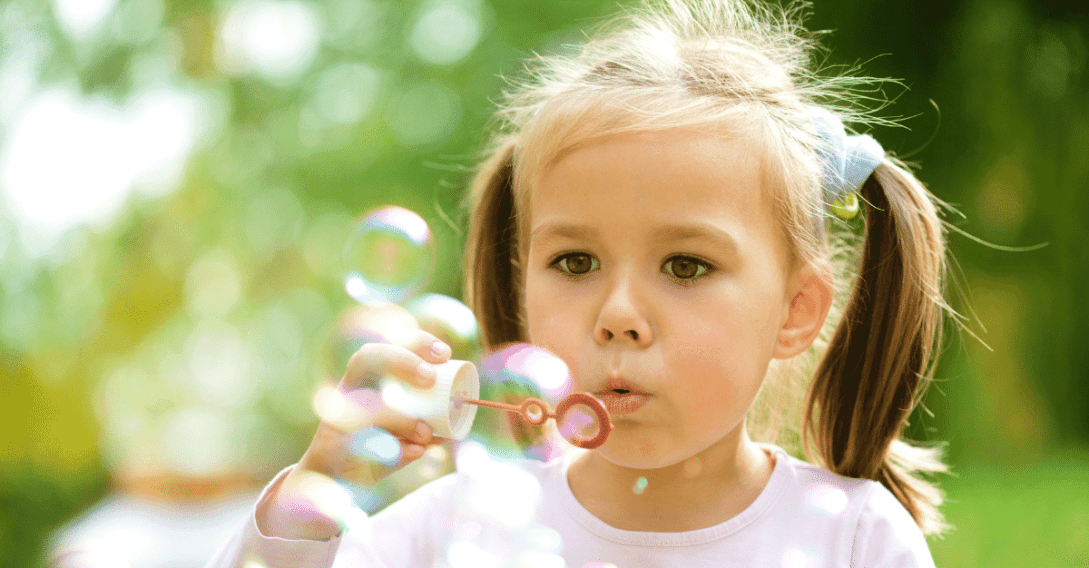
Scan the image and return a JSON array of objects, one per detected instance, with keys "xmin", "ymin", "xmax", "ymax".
[{"xmin": 464, "ymin": 0, "xmax": 952, "ymax": 535}]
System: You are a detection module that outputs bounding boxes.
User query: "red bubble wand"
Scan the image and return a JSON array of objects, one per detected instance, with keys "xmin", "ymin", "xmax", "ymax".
[{"xmin": 457, "ymin": 392, "xmax": 613, "ymax": 449}]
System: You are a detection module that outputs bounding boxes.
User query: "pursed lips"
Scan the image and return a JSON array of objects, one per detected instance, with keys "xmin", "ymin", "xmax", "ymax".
[{"xmin": 593, "ymin": 377, "xmax": 651, "ymax": 415}]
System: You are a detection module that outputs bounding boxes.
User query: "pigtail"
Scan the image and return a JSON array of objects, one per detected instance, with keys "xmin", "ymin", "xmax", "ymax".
[
  {"xmin": 803, "ymin": 158, "xmax": 951, "ymax": 536},
  {"xmin": 463, "ymin": 139, "xmax": 526, "ymax": 349}
]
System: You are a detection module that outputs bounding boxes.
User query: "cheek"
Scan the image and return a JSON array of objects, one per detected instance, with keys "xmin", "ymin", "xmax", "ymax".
[
  {"xmin": 524, "ymin": 274, "xmax": 574, "ymax": 346},
  {"xmin": 663, "ymin": 290, "xmax": 780, "ymax": 377}
]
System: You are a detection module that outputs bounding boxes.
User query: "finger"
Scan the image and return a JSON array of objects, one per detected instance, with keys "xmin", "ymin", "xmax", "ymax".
[
  {"xmin": 395, "ymin": 328, "xmax": 452, "ymax": 365},
  {"xmin": 368, "ymin": 406, "xmax": 434, "ymax": 446},
  {"xmin": 312, "ymin": 386, "xmax": 434, "ymax": 447},
  {"xmin": 399, "ymin": 442, "xmax": 426, "ymax": 465},
  {"xmin": 343, "ymin": 342, "xmax": 437, "ymax": 390}
]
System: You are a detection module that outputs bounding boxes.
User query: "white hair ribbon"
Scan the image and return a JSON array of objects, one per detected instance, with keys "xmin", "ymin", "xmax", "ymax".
[{"xmin": 810, "ymin": 107, "xmax": 884, "ymax": 218}]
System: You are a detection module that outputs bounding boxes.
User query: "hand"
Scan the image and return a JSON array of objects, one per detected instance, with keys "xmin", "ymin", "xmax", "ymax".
[{"xmin": 258, "ymin": 303, "xmax": 452, "ymax": 540}]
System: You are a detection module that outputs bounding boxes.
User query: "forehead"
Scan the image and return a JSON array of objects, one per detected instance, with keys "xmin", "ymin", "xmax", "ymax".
[{"xmin": 528, "ymin": 129, "xmax": 780, "ymax": 247}]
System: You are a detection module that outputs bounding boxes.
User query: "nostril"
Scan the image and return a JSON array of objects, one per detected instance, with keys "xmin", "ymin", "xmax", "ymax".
[
  {"xmin": 604, "ymin": 330, "xmax": 614, "ymax": 340},
  {"xmin": 627, "ymin": 330, "xmax": 639, "ymax": 340}
]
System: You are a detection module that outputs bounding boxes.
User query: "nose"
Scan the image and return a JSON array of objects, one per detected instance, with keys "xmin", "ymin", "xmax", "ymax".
[{"xmin": 595, "ymin": 276, "xmax": 653, "ymax": 346}]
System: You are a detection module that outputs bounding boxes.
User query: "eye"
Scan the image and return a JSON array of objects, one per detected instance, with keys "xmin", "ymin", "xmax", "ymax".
[
  {"xmin": 552, "ymin": 252, "xmax": 599, "ymax": 276},
  {"xmin": 662, "ymin": 255, "xmax": 712, "ymax": 282}
]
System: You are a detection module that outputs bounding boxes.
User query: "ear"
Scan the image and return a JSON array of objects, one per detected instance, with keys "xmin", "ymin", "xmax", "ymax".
[{"xmin": 772, "ymin": 262, "xmax": 834, "ymax": 359}]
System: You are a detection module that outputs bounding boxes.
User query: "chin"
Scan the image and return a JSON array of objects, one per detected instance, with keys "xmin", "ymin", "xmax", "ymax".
[{"xmin": 592, "ymin": 437, "xmax": 688, "ymax": 470}]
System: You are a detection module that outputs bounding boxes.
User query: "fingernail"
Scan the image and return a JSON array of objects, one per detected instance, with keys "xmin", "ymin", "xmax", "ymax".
[
  {"xmin": 417, "ymin": 362, "xmax": 436, "ymax": 383},
  {"xmin": 415, "ymin": 422, "xmax": 431, "ymax": 443},
  {"xmin": 404, "ymin": 444, "xmax": 425, "ymax": 460},
  {"xmin": 430, "ymin": 341, "xmax": 451, "ymax": 359}
]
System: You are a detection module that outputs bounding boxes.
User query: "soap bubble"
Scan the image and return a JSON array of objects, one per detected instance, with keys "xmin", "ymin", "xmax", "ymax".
[
  {"xmin": 480, "ymin": 344, "xmax": 572, "ymax": 403},
  {"xmin": 349, "ymin": 427, "xmax": 402, "ymax": 467},
  {"xmin": 284, "ymin": 470, "xmax": 367, "ymax": 532},
  {"xmin": 343, "ymin": 206, "xmax": 435, "ymax": 305},
  {"xmin": 470, "ymin": 344, "xmax": 574, "ymax": 461},
  {"xmin": 556, "ymin": 402, "xmax": 600, "ymax": 446},
  {"xmin": 404, "ymin": 293, "xmax": 480, "ymax": 360},
  {"xmin": 325, "ymin": 303, "xmax": 425, "ymax": 382}
]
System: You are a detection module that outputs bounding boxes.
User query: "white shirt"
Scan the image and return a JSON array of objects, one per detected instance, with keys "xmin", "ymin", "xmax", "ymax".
[{"xmin": 207, "ymin": 444, "xmax": 935, "ymax": 568}]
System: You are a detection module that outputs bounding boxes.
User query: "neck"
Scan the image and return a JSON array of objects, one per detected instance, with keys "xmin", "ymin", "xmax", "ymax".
[{"xmin": 567, "ymin": 429, "xmax": 774, "ymax": 532}]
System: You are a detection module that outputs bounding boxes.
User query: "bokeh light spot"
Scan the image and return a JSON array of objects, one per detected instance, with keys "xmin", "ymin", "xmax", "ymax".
[
  {"xmin": 51, "ymin": 0, "xmax": 116, "ymax": 41},
  {"xmin": 632, "ymin": 476, "xmax": 648, "ymax": 495},
  {"xmin": 410, "ymin": 0, "xmax": 482, "ymax": 66},
  {"xmin": 515, "ymin": 550, "xmax": 565, "ymax": 568},
  {"xmin": 309, "ymin": 62, "xmax": 381, "ymax": 125},
  {"xmin": 805, "ymin": 483, "xmax": 848, "ymax": 515},
  {"xmin": 781, "ymin": 548, "xmax": 807, "ymax": 568},
  {"xmin": 388, "ymin": 81, "xmax": 461, "ymax": 147},
  {"xmin": 216, "ymin": 0, "xmax": 321, "ymax": 81},
  {"xmin": 0, "ymin": 87, "xmax": 202, "ymax": 255}
]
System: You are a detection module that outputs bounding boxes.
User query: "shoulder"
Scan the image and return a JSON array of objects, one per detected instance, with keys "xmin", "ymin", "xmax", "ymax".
[
  {"xmin": 762, "ymin": 446, "xmax": 935, "ymax": 568},
  {"xmin": 850, "ymin": 482, "xmax": 936, "ymax": 568}
]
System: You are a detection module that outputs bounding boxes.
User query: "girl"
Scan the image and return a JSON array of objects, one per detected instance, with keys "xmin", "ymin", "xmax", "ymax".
[{"xmin": 210, "ymin": 0, "xmax": 952, "ymax": 566}]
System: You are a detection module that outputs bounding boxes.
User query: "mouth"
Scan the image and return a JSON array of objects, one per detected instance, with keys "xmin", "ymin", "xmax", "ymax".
[{"xmin": 593, "ymin": 380, "xmax": 651, "ymax": 415}]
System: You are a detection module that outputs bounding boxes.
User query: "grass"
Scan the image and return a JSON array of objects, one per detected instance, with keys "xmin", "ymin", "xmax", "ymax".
[{"xmin": 929, "ymin": 456, "xmax": 1089, "ymax": 567}]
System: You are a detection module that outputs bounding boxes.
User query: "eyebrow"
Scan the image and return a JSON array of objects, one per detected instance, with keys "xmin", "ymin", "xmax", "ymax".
[
  {"xmin": 530, "ymin": 222, "xmax": 596, "ymax": 241},
  {"xmin": 531, "ymin": 221, "xmax": 741, "ymax": 256},
  {"xmin": 651, "ymin": 223, "xmax": 741, "ymax": 256}
]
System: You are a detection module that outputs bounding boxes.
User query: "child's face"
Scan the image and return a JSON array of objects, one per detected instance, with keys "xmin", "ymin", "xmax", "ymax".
[{"xmin": 524, "ymin": 129, "xmax": 797, "ymax": 469}]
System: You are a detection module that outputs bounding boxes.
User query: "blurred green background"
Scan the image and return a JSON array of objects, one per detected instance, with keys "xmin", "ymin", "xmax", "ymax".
[{"xmin": 0, "ymin": 0, "xmax": 1085, "ymax": 566}]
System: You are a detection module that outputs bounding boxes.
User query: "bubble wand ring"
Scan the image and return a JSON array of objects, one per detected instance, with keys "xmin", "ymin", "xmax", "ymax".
[{"xmin": 457, "ymin": 393, "xmax": 613, "ymax": 449}]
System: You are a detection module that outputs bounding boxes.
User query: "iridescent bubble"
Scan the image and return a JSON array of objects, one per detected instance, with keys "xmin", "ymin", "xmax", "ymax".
[
  {"xmin": 327, "ymin": 306, "xmax": 388, "ymax": 376},
  {"xmin": 515, "ymin": 550, "xmax": 565, "ymax": 568},
  {"xmin": 325, "ymin": 303, "xmax": 425, "ymax": 383},
  {"xmin": 523, "ymin": 526, "xmax": 563, "ymax": 554},
  {"xmin": 343, "ymin": 206, "xmax": 435, "ymax": 305},
  {"xmin": 349, "ymin": 427, "xmax": 402, "ymax": 467},
  {"xmin": 404, "ymin": 293, "xmax": 480, "ymax": 360},
  {"xmin": 312, "ymin": 385, "xmax": 380, "ymax": 430},
  {"xmin": 446, "ymin": 539, "xmax": 499, "ymax": 568},
  {"xmin": 454, "ymin": 441, "xmax": 542, "ymax": 528},
  {"xmin": 471, "ymin": 344, "xmax": 574, "ymax": 461},
  {"xmin": 378, "ymin": 443, "xmax": 454, "ymax": 513},
  {"xmin": 483, "ymin": 343, "xmax": 572, "ymax": 401},
  {"xmin": 556, "ymin": 402, "xmax": 599, "ymax": 445},
  {"xmin": 284, "ymin": 470, "xmax": 366, "ymax": 532}
]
